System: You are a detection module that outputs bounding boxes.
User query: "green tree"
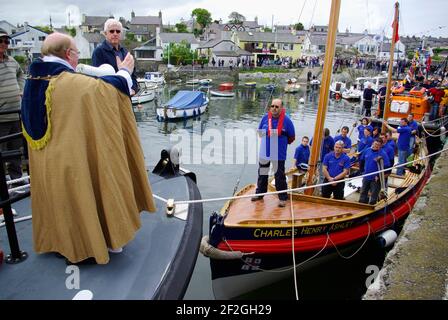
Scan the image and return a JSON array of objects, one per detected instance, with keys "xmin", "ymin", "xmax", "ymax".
[
  {"xmin": 264, "ymin": 27, "xmax": 272, "ymax": 33},
  {"xmin": 126, "ymin": 32, "xmax": 135, "ymax": 41},
  {"xmin": 191, "ymin": 8, "xmax": 212, "ymax": 33},
  {"xmin": 163, "ymin": 41, "xmax": 198, "ymax": 65},
  {"xmin": 175, "ymin": 23, "xmax": 188, "ymax": 33},
  {"xmin": 228, "ymin": 12, "xmax": 245, "ymax": 24},
  {"xmin": 35, "ymin": 25, "xmax": 53, "ymax": 34},
  {"xmin": 65, "ymin": 26, "xmax": 76, "ymax": 37},
  {"xmin": 294, "ymin": 22, "xmax": 304, "ymax": 31}
]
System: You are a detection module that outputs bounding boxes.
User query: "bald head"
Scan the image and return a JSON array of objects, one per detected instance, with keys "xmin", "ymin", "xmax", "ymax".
[
  {"xmin": 270, "ymin": 98, "xmax": 283, "ymax": 118},
  {"xmin": 41, "ymin": 33, "xmax": 73, "ymax": 59},
  {"xmin": 41, "ymin": 32, "xmax": 78, "ymax": 69}
]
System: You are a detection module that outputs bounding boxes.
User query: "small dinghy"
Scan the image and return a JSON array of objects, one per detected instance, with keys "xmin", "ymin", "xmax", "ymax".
[{"xmin": 210, "ymin": 90, "xmax": 235, "ymax": 97}]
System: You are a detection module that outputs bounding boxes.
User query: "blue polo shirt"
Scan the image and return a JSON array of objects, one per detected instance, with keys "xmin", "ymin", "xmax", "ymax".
[
  {"xmin": 294, "ymin": 144, "xmax": 310, "ymax": 167},
  {"xmin": 258, "ymin": 114, "xmax": 295, "ymax": 160},
  {"xmin": 323, "ymin": 152, "xmax": 351, "ymax": 178},
  {"xmin": 382, "ymin": 144, "xmax": 395, "ymax": 168},
  {"xmin": 334, "ymin": 134, "xmax": 352, "ymax": 149},
  {"xmin": 360, "ymin": 148, "xmax": 390, "ymax": 181},
  {"xmin": 396, "ymin": 125, "xmax": 412, "ymax": 151},
  {"xmin": 310, "ymin": 136, "xmax": 335, "ymax": 161},
  {"xmin": 357, "ymin": 124, "xmax": 373, "ymax": 140},
  {"xmin": 408, "ymin": 120, "xmax": 419, "ymax": 135},
  {"xmin": 358, "ymin": 136, "xmax": 374, "ymax": 153},
  {"xmin": 385, "ymin": 139, "xmax": 397, "ymax": 154}
]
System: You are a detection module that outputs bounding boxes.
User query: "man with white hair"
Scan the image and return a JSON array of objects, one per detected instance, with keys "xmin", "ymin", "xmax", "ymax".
[{"xmin": 92, "ymin": 18, "xmax": 138, "ymax": 94}]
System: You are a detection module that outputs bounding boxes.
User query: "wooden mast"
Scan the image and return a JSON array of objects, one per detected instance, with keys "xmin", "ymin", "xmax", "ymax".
[
  {"xmin": 382, "ymin": 2, "xmax": 399, "ymax": 128},
  {"xmin": 305, "ymin": 0, "xmax": 342, "ymax": 195}
]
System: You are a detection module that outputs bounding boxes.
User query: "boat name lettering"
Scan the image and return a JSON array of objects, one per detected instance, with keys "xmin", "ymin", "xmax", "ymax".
[
  {"xmin": 300, "ymin": 225, "xmax": 328, "ymax": 235},
  {"xmin": 329, "ymin": 221, "xmax": 354, "ymax": 231},
  {"xmin": 253, "ymin": 228, "xmax": 297, "ymax": 238}
]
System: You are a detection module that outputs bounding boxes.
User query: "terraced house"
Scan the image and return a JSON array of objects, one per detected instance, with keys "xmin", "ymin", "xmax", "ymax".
[{"xmin": 233, "ymin": 31, "xmax": 303, "ymax": 66}]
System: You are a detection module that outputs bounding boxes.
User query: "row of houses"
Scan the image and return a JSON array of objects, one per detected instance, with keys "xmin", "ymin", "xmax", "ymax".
[{"xmin": 3, "ymin": 13, "xmax": 448, "ymax": 67}]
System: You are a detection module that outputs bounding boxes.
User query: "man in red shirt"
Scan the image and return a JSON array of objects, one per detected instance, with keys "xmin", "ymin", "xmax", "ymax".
[{"xmin": 428, "ymin": 86, "xmax": 445, "ymax": 120}]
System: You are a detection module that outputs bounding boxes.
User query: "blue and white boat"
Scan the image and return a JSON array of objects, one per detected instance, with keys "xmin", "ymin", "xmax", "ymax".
[
  {"xmin": 156, "ymin": 91, "xmax": 209, "ymax": 121},
  {"xmin": 140, "ymin": 72, "xmax": 165, "ymax": 85}
]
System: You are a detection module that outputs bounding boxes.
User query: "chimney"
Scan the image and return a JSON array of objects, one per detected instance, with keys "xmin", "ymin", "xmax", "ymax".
[
  {"xmin": 255, "ymin": 16, "xmax": 258, "ymax": 25},
  {"xmin": 131, "ymin": 10, "xmax": 135, "ymax": 19}
]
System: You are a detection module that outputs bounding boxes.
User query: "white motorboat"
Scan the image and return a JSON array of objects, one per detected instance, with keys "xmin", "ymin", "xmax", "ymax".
[
  {"xmin": 140, "ymin": 72, "xmax": 165, "ymax": 85},
  {"xmin": 342, "ymin": 86, "xmax": 362, "ymax": 101},
  {"xmin": 131, "ymin": 80, "xmax": 156, "ymax": 104},
  {"xmin": 210, "ymin": 90, "xmax": 235, "ymax": 97},
  {"xmin": 186, "ymin": 79, "xmax": 201, "ymax": 85}
]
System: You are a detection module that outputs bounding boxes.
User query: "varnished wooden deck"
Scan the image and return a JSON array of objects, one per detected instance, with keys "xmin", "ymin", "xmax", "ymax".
[
  {"xmin": 224, "ymin": 185, "xmax": 370, "ymax": 227},
  {"xmin": 223, "ymin": 142, "xmax": 428, "ymax": 228}
]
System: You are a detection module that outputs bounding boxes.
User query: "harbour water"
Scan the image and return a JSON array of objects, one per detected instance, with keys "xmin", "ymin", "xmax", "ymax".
[{"xmin": 134, "ymin": 83, "xmax": 388, "ymax": 300}]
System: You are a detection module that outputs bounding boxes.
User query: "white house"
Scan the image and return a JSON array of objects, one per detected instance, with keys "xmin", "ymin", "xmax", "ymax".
[
  {"xmin": 0, "ymin": 20, "xmax": 18, "ymax": 35},
  {"xmin": 74, "ymin": 27, "xmax": 105, "ymax": 60},
  {"xmin": 8, "ymin": 23, "xmax": 48, "ymax": 59},
  {"xmin": 337, "ymin": 34, "xmax": 378, "ymax": 55},
  {"xmin": 198, "ymin": 36, "xmax": 252, "ymax": 66},
  {"xmin": 134, "ymin": 29, "xmax": 199, "ymax": 62},
  {"xmin": 376, "ymin": 41, "xmax": 406, "ymax": 60}
]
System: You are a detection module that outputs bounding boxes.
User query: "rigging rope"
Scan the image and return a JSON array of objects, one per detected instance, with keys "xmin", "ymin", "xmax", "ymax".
[
  {"xmin": 329, "ymin": 222, "xmax": 372, "ymax": 259},
  {"xmin": 290, "ymin": 190, "xmax": 299, "ymax": 300},
  {"xmin": 298, "ymin": 0, "xmax": 308, "ymax": 25}
]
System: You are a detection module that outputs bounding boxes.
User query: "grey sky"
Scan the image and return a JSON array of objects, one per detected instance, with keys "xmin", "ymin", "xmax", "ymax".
[{"xmin": 2, "ymin": 0, "xmax": 447, "ymax": 38}]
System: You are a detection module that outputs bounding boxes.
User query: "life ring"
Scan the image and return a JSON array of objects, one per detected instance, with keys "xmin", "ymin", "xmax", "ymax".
[{"xmin": 335, "ymin": 92, "xmax": 341, "ymax": 100}]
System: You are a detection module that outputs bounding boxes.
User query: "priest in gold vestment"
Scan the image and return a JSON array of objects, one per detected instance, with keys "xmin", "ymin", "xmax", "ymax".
[{"xmin": 21, "ymin": 33, "xmax": 156, "ymax": 264}]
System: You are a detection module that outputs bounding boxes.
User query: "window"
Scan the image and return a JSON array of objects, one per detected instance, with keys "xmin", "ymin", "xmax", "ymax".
[
  {"xmin": 140, "ymin": 50, "xmax": 155, "ymax": 59},
  {"xmin": 38, "ymin": 36, "xmax": 46, "ymax": 41}
]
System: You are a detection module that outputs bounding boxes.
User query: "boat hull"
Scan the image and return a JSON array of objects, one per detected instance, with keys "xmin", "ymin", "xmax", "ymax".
[
  {"xmin": 131, "ymin": 89, "xmax": 155, "ymax": 104},
  {"xmin": 208, "ymin": 167, "xmax": 430, "ymax": 299},
  {"xmin": 156, "ymin": 101, "xmax": 209, "ymax": 121}
]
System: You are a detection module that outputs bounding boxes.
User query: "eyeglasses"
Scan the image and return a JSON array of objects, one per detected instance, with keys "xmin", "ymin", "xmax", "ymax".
[
  {"xmin": 270, "ymin": 105, "xmax": 281, "ymax": 109},
  {"xmin": 108, "ymin": 29, "xmax": 121, "ymax": 34},
  {"xmin": 0, "ymin": 39, "xmax": 10, "ymax": 45}
]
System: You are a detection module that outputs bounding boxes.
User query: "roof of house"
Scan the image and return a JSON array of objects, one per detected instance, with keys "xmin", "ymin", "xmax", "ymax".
[
  {"xmin": 9, "ymin": 25, "xmax": 49, "ymax": 38},
  {"xmin": 213, "ymin": 49, "xmax": 253, "ymax": 57},
  {"xmin": 307, "ymin": 34, "xmax": 327, "ymax": 46},
  {"xmin": 160, "ymin": 33, "xmax": 199, "ymax": 44},
  {"xmin": 198, "ymin": 38, "xmax": 233, "ymax": 49},
  {"xmin": 82, "ymin": 16, "xmax": 110, "ymax": 26},
  {"xmin": 0, "ymin": 20, "xmax": 16, "ymax": 29},
  {"xmin": 379, "ymin": 42, "xmax": 404, "ymax": 52},
  {"xmin": 237, "ymin": 31, "xmax": 301, "ymax": 43},
  {"xmin": 131, "ymin": 16, "xmax": 161, "ymax": 25},
  {"xmin": 83, "ymin": 32, "xmax": 105, "ymax": 43},
  {"xmin": 337, "ymin": 34, "xmax": 369, "ymax": 45},
  {"xmin": 242, "ymin": 20, "xmax": 260, "ymax": 29}
]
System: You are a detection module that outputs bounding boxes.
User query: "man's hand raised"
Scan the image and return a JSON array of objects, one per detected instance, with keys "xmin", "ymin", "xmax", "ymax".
[{"xmin": 116, "ymin": 53, "xmax": 135, "ymax": 75}]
